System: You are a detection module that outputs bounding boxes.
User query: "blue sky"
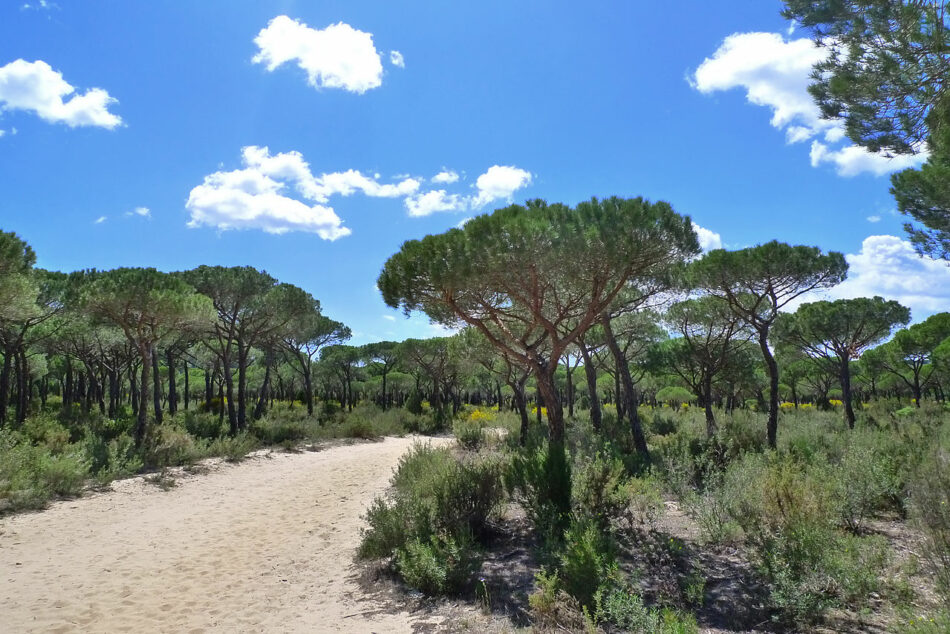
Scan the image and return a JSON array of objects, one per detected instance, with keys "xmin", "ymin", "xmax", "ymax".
[{"xmin": 2, "ymin": 0, "xmax": 948, "ymax": 343}]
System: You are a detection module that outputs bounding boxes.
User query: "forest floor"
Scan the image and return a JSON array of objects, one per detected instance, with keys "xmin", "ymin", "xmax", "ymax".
[{"xmin": 0, "ymin": 435, "xmax": 464, "ymax": 633}]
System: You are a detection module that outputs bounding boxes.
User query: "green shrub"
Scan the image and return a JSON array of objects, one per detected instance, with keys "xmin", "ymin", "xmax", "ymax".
[
  {"xmin": 594, "ymin": 578, "xmax": 699, "ymax": 634},
  {"xmin": 358, "ymin": 443, "xmax": 504, "ymax": 595},
  {"xmin": 558, "ymin": 519, "xmax": 614, "ymax": 609},
  {"xmin": 572, "ymin": 451, "xmax": 631, "ymax": 529},
  {"xmin": 908, "ymin": 445, "xmax": 950, "ymax": 599},
  {"xmin": 528, "ymin": 570, "xmax": 589, "ymax": 632},
  {"xmin": 396, "ymin": 533, "xmax": 478, "ymax": 594},
  {"xmin": 830, "ymin": 439, "xmax": 903, "ymax": 532},
  {"xmin": 453, "ymin": 418, "xmax": 485, "ymax": 450},
  {"xmin": 181, "ymin": 410, "xmax": 227, "ymax": 440},
  {"xmin": 41, "ymin": 450, "xmax": 88, "ymax": 497},
  {"xmin": 208, "ymin": 433, "xmax": 258, "ymax": 462},
  {"xmin": 721, "ymin": 453, "xmax": 891, "ymax": 625},
  {"xmin": 144, "ymin": 425, "xmax": 208, "ymax": 467},
  {"xmin": 251, "ymin": 418, "xmax": 313, "ymax": 445},
  {"xmin": 648, "ymin": 412, "xmax": 678, "ymax": 436},
  {"xmin": 405, "ymin": 391, "xmax": 424, "ymax": 415},
  {"xmin": 506, "ymin": 442, "xmax": 572, "ymax": 542},
  {"xmin": 358, "ymin": 497, "xmax": 408, "ymax": 559},
  {"xmin": 22, "ymin": 414, "xmax": 72, "ymax": 451},
  {"xmin": 0, "ymin": 430, "xmax": 90, "ymax": 511},
  {"xmin": 85, "ymin": 434, "xmax": 142, "ymax": 483}
]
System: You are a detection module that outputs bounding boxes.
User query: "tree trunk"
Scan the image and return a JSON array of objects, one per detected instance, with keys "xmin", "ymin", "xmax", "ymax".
[
  {"xmin": 601, "ymin": 314, "xmax": 649, "ymax": 458},
  {"xmin": 223, "ymin": 353, "xmax": 237, "ymax": 435},
  {"xmin": 0, "ymin": 345, "xmax": 11, "ymax": 426},
  {"xmin": 703, "ymin": 373, "xmax": 717, "ymax": 438},
  {"xmin": 151, "ymin": 347, "xmax": 163, "ymax": 425},
  {"xmin": 237, "ymin": 340, "xmax": 248, "ymax": 431},
  {"xmin": 580, "ymin": 343, "xmax": 601, "ymax": 432},
  {"xmin": 135, "ymin": 346, "xmax": 151, "ymax": 446},
  {"xmin": 839, "ymin": 358, "xmax": 856, "ymax": 429},
  {"xmin": 758, "ymin": 329, "xmax": 780, "ymax": 449},
  {"xmin": 532, "ymin": 359, "xmax": 571, "ymax": 524},
  {"xmin": 166, "ymin": 348, "xmax": 177, "ymax": 416},
  {"xmin": 16, "ymin": 346, "xmax": 29, "ymax": 424},
  {"xmin": 129, "ymin": 364, "xmax": 138, "ymax": 417},
  {"xmin": 566, "ymin": 363, "xmax": 575, "ymax": 418},
  {"xmin": 183, "ymin": 360, "xmax": 189, "ymax": 411},
  {"xmin": 254, "ymin": 356, "xmax": 271, "ymax": 420},
  {"xmin": 304, "ymin": 365, "xmax": 314, "ymax": 417},
  {"xmin": 512, "ymin": 378, "xmax": 529, "ymax": 446}
]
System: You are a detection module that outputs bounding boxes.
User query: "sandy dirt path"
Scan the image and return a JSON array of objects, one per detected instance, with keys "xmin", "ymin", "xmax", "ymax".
[{"xmin": 0, "ymin": 436, "xmax": 449, "ymax": 633}]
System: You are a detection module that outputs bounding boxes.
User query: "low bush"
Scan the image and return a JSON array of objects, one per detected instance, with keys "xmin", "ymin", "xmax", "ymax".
[
  {"xmin": 453, "ymin": 418, "xmax": 485, "ymax": 451},
  {"xmin": 0, "ymin": 430, "xmax": 89, "ymax": 511},
  {"xmin": 595, "ymin": 582, "xmax": 699, "ymax": 633},
  {"xmin": 506, "ymin": 442, "xmax": 572, "ymax": 542},
  {"xmin": 721, "ymin": 453, "xmax": 890, "ymax": 625},
  {"xmin": 208, "ymin": 433, "xmax": 258, "ymax": 462},
  {"xmin": 358, "ymin": 443, "xmax": 505, "ymax": 594},
  {"xmin": 84, "ymin": 434, "xmax": 141, "ymax": 483},
  {"xmin": 558, "ymin": 518, "xmax": 615, "ymax": 610},
  {"xmin": 572, "ymin": 451, "xmax": 631, "ymax": 529},
  {"xmin": 908, "ymin": 444, "xmax": 950, "ymax": 600},
  {"xmin": 144, "ymin": 425, "xmax": 208, "ymax": 468},
  {"xmin": 395, "ymin": 532, "xmax": 478, "ymax": 594},
  {"xmin": 181, "ymin": 410, "xmax": 227, "ymax": 440}
]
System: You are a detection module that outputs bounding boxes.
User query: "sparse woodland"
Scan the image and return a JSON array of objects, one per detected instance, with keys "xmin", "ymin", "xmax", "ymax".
[{"xmin": 3, "ymin": 1, "xmax": 950, "ymax": 632}]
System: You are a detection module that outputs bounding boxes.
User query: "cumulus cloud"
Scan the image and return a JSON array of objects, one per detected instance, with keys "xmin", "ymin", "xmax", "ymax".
[
  {"xmin": 431, "ymin": 169, "xmax": 459, "ymax": 184},
  {"xmin": 867, "ymin": 215, "xmax": 881, "ymax": 223},
  {"xmin": 801, "ymin": 235, "xmax": 950, "ymax": 318},
  {"xmin": 253, "ymin": 16, "xmax": 384, "ymax": 93},
  {"xmin": 187, "ymin": 146, "xmax": 422, "ymax": 238},
  {"xmin": 691, "ymin": 32, "xmax": 926, "ymax": 176},
  {"xmin": 0, "ymin": 59, "xmax": 122, "ymax": 129},
  {"xmin": 456, "ymin": 217, "xmax": 473, "ymax": 229},
  {"xmin": 691, "ymin": 221, "xmax": 722, "ymax": 251},
  {"xmin": 389, "ymin": 50, "xmax": 405, "ymax": 68},
  {"xmin": 403, "ymin": 164, "xmax": 532, "ymax": 217},
  {"xmin": 809, "ymin": 141, "xmax": 923, "ymax": 177},
  {"xmin": 382, "ymin": 314, "xmax": 396, "ymax": 322},
  {"xmin": 472, "ymin": 165, "xmax": 533, "ymax": 208},
  {"xmin": 94, "ymin": 215, "xmax": 106, "ymax": 224},
  {"xmin": 405, "ymin": 190, "xmax": 465, "ymax": 217}
]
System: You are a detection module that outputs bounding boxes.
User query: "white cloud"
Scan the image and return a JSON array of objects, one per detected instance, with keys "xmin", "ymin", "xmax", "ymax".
[
  {"xmin": 867, "ymin": 215, "xmax": 881, "ymax": 223},
  {"xmin": 253, "ymin": 16, "xmax": 384, "ymax": 94},
  {"xmin": 472, "ymin": 165, "xmax": 532, "ymax": 208},
  {"xmin": 691, "ymin": 221, "xmax": 722, "ymax": 251},
  {"xmin": 809, "ymin": 141, "xmax": 924, "ymax": 177},
  {"xmin": 389, "ymin": 50, "xmax": 405, "ymax": 68},
  {"xmin": 402, "ymin": 164, "xmax": 532, "ymax": 216},
  {"xmin": 131, "ymin": 206, "xmax": 150, "ymax": 218},
  {"xmin": 405, "ymin": 190, "xmax": 465, "ymax": 217},
  {"xmin": 691, "ymin": 32, "xmax": 926, "ymax": 176},
  {"xmin": 239, "ymin": 145, "xmax": 418, "ymax": 202},
  {"xmin": 94, "ymin": 215, "xmax": 106, "ymax": 224},
  {"xmin": 432, "ymin": 169, "xmax": 459, "ymax": 184},
  {"xmin": 797, "ymin": 235, "xmax": 950, "ymax": 318},
  {"xmin": 0, "ymin": 59, "xmax": 122, "ymax": 129},
  {"xmin": 456, "ymin": 217, "xmax": 473, "ymax": 229},
  {"xmin": 382, "ymin": 314, "xmax": 396, "ymax": 322},
  {"xmin": 187, "ymin": 146, "xmax": 420, "ymax": 238}
]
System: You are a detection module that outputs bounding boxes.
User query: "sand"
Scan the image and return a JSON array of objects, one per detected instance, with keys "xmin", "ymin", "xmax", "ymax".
[{"xmin": 0, "ymin": 436, "xmax": 450, "ymax": 633}]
